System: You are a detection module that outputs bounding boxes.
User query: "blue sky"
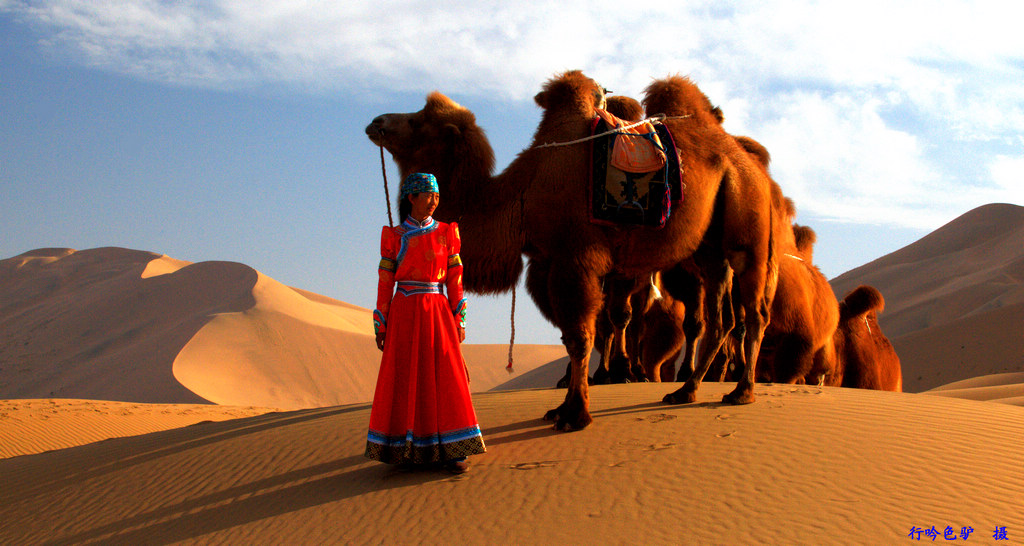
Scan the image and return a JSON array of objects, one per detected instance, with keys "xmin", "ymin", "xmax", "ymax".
[{"xmin": 2, "ymin": 1, "xmax": 1022, "ymax": 346}]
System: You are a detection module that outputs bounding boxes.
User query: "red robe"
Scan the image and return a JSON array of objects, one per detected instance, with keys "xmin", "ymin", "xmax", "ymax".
[{"xmin": 365, "ymin": 217, "xmax": 485, "ymax": 464}]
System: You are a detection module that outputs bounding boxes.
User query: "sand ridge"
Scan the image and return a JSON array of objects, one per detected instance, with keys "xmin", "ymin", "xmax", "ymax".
[{"xmin": 0, "ymin": 399, "xmax": 277, "ymax": 459}]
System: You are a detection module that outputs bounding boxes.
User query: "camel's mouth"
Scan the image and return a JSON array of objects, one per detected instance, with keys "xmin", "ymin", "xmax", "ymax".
[{"xmin": 365, "ymin": 122, "xmax": 385, "ymax": 145}]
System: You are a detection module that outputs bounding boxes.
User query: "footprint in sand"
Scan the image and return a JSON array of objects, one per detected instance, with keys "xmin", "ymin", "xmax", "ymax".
[
  {"xmin": 645, "ymin": 442, "xmax": 676, "ymax": 451},
  {"xmin": 509, "ymin": 461, "xmax": 559, "ymax": 470},
  {"xmin": 716, "ymin": 430, "xmax": 737, "ymax": 438},
  {"xmin": 638, "ymin": 413, "xmax": 677, "ymax": 424}
]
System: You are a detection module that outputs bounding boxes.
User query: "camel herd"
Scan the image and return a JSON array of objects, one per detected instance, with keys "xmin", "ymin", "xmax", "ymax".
[{"xmin": 366, "ymin": 71, "xmax": 901, "ymax": 432}]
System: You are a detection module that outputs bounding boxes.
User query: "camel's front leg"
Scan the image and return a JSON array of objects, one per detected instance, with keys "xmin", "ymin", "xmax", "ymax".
[
  {"xmin": 664, "ymin": 258, "xmax": 731, "ymax": 404},
  {"xmin": 543, "ymin": 266, "xmax": 604, "ymax": 431},
  {"xmin": 660, "ymin": 260, "xmax": 705, "ymax": 383},
  {"xmin": 722, "ymin": 258, "xmax": 775, "ymax": 405},
  {"xmin": 543, "ymin": 326, "xmax": 594, "ymax": 431}
]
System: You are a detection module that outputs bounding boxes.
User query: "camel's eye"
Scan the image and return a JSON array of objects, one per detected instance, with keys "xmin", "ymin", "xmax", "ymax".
[{"xmin": 408, "ymin": 117, "xmax": 422, "ymax": 130}]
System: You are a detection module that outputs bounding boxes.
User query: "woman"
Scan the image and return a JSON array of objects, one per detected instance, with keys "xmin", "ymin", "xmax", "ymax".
[{"xmin": 365, "ymin": 172, "xmax": 486, "ymax": 473}]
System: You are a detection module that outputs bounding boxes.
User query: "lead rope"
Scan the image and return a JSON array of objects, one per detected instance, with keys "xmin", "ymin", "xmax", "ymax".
[
  {"xmin": 507, "ymin": 188, "xmax": 527, "ymax": 374},
  {"xmin": 379, "ymin": 145, "xmax": 394, "ymax": 228},
  {"xmin": 532, "ymin": 113, "xmax": 690, "ymax": 149},
  {"xmin": 507, "ymin": 288, "xmax": 516, "ymax": 374}
]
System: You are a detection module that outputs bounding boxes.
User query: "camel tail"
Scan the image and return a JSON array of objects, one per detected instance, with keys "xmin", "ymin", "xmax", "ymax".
[{"xmin": 839, "ymin": 285, "xmax": 885, "ymax": 320}]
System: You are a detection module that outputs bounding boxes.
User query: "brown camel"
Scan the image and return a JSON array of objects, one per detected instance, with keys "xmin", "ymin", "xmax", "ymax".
[
  {"xmin": 819, "ymin": 285, "xmax": 903, "ymax": 391},
  {"xmin": 721, "ymin": 135, "xmax": 840, "ymax": 385},
  {"xmin": 367, "ymin": 71, "xmax": 777, "ymax": 430},
  {"xmin": 757, "ymin": 221, "xmax": 840, "ymax": 383}
]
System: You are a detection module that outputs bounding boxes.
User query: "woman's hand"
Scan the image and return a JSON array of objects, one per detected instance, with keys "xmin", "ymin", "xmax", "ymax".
[
  {"xmin": 375, "ymin": 332, "xmax": 386, "ymax": 351},
  {"xmin": 457, "ymin": 326, "xmax": 466, "ymax": 343}
]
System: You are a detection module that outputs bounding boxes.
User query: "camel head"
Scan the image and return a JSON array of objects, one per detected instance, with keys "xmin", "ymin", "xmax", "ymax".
[
  {"xmin": 366, "ymin": 92, "xmax": 496, "ymax": 218},
  {"xmin": 533, "ymin": 70, "xmax": 607, "ymax": 121}
]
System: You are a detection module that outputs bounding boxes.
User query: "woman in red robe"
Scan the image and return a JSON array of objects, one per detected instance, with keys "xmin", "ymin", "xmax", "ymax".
[{"xmin": 365, "ymin": 173, "xmax": 485, "ymax": 473}]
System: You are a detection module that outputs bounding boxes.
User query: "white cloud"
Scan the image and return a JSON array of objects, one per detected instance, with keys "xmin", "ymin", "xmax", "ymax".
[
  {"xmin": 989, "ymin": 155, "xmax": 1024, "ymax": 204},
  {"xmin": 755, "ymin": 89, "xmax": 956, "ymax": 229},
  {"xmin": 4, "ymin": 0, "xmax": 1023, "ymax": 228}
]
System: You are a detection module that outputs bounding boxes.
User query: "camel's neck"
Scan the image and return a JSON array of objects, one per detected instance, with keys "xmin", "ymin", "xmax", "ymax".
[{"xmin": 430, "ymin": 140, "xmax": 526, "ymax": 295}]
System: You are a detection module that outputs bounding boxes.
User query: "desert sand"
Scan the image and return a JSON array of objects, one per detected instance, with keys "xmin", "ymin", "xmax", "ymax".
[
  {"xmin": 1, "ymin": 203, "xmax": 1022, "ymax": 543},
  {"xmin": 1, "ymin": 383, "xmax": 1021, "ymax": 544}
]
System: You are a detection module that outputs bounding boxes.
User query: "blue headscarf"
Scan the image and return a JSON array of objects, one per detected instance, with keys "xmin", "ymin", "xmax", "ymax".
[{"xmin": 400, "ymin": 173, "xmax": 439, "ymax": 198}]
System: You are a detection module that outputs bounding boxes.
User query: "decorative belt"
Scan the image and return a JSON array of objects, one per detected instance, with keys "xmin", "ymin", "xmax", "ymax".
[{"xmin": 396, "ymin": 281, "xmax": 443, "ymax": 296}]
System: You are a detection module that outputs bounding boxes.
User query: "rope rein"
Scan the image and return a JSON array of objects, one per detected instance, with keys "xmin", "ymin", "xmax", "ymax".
[
  {"xmin": 506, "ymin": 188, "xmax": 526, "ymax": 374},
  {"xmin": 379, "ymin": 145, "xmax": 394, "ymax": 228},
  {"xmin": 533, "ymin": 113, "xmax": 690, "ymax": 149},
  {"xmin": 507, "ymin": 288, "xmax": 516, "ymax": 373}
]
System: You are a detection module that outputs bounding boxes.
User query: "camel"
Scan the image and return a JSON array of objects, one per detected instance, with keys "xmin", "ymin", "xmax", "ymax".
[
  {"xmin": 757, "ymin": 222, "xmax": 839, "ymax": 383},
  {"xmin": 593, "ymin": 271, "xmax": 693, "ymax": 385},
  {"xmin": 819, "ymin": 286, "xmax": 903, "ymax": 391},
  {"xmin": 367, "ymin": 71, "xmax": 778, "ymax": 430},
  {"xmin": 714, "ymin": 135, "xmax": 840, "ymax": 385}
]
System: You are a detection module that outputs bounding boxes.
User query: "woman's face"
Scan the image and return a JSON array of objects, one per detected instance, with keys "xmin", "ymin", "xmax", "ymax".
[{"xmin": 408, "ymin": 192, "xmax": 439, "ymax": 220}]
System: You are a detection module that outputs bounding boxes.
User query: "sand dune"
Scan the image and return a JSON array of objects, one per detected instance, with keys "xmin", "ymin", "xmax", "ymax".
[
  {"xmin": 0, "ymin": 383, "xmax": 1020, "ymax": 544},
  {"xmin": 0, "ymin": 247, "xmax": 244, "ymax": 404},
  {"xmin": 4, "ymin": 204, "xmax": 1021, "ymax": 406},
  {"xmin": 0, "ymin": 248, "xmax": 561, "ymax": 410}
]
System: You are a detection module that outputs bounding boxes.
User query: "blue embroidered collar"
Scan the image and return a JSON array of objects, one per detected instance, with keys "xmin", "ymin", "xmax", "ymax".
[
  {"xmin": 403, "ymin": 216, "xmax": 434, "ymax": 230},
  {"xmin": 396, "ymin": 216, "xmax": 439, "ymax": 264}
]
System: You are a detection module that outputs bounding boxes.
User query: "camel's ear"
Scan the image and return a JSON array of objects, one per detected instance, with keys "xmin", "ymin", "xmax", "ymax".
[
  {"xmin": 712, "ymin": 106, "xmax": 725, "ymax": 124},
  {"xmin": 534, "ymin": 90, "xmax": 549, "ymax": 109}
]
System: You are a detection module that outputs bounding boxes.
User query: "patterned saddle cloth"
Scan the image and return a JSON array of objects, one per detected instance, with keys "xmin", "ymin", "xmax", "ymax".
[{"xmin": 589, "ymin": 110, "xmax": 683, "ymax": 228}]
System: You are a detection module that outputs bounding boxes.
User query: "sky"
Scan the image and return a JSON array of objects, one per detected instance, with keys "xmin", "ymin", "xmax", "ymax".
[{"xmin": 2, "ymin": 1, "xmax": 1022, "ymax": 347}]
